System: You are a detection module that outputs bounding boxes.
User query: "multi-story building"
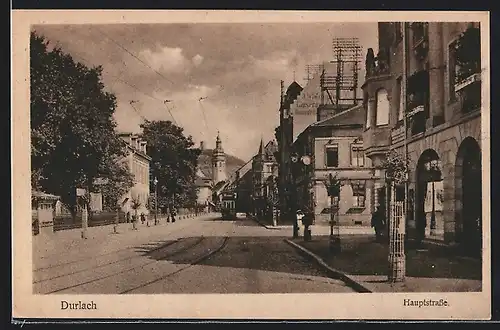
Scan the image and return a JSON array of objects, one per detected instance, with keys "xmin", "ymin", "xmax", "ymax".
[
  {"xmin": 119, "ymin": 133, "xmax": 151, "ymax": 215},
  {"xmin": 276, "ymin": 81, "xmax": 303, "ymax": 221},
  {"xmin": 362, "ymin": 22, "xmax": 482, "ymax": 256},
  {"xmin": 233, "ymin": 159, "xmax": 253, "ymax": 214},
  {"xmin": 292, "ymin": 104, "xmax": 379, "ymax": 226},
  {"xmin": 252, "ymin": 139, "xmax": 279, "ymax": 219}
]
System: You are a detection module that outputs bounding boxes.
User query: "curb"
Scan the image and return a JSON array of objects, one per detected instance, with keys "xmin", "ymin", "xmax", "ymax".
[
  {"xmin": 249, "ymin": 216, "xmax": 283, "ymax": 230},
  {"xmin": 284, "ymin": 239, "xmax": 372, "ymax": 293}
]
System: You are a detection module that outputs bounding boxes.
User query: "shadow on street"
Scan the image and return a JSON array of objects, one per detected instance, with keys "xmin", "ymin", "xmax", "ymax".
[{"xmin": 136, "ymin": 235, "xmax": 330, "ymax": 279}]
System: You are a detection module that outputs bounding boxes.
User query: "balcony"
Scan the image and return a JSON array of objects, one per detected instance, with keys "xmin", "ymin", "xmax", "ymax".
[
  {"xmin": 407, "ymin": 96, "xmax": 428, "ymax": 136},
  {"xmin": 365, "ymin": 47, "xmax": 390, "ymax": 79},
  {"xmin": 411, "ymin": 22, "xmax": 429, "ymax": 60},
  {"xmin": 455, "ymin": 73, "xmax": 481, "ymax": 114},
  {"xmin": 453, "ymin": 26, "xmax": 481, "ymax": 114},
  {"xmin": 407, "ymin": 70, "xmax": 429, "ymax": 136}
]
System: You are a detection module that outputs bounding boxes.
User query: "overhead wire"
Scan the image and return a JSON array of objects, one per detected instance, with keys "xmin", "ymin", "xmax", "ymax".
[
  {"xmin": 62, "ymin": 28, "xmax": 233, "ymax": 136},
  {"xmin": 69, "ymin": 50, "xmax": 179, "ymax": 125}
]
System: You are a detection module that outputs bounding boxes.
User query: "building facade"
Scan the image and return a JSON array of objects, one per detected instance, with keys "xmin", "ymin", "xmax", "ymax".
[
  {"xmin": 276, "ymin": 81, "xmax": 303, "ymax": 221},
  {"xmin": 252, "ymin": 139, "xmax": 279, "ymax": 219},
  {"xmin": 292, "ymin": 105, "xmax": 379, "ymax": 226},
  {"xmin": 362, "ymin": 22, "xmax": 482, "ymax": 256},
  {"xmin": 233, "ymin": 159, "xmax": 253, "ymax": 214},
  {"xmin": 119, "ymin": 133, "xmax": 151, "ymax": 216}
]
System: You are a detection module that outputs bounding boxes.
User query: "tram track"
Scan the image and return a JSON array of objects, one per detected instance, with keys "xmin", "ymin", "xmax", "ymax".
[
  {"xmin": 120, "ymin": 236, "xmax": 229, "ymax": 294},
  {"xmin": 34, "ymin": 239, "xmax": 182, "ymax": 284},
  {"xmin": 34, "ymin": 218, "xmax": 200, "ymax": 272},
  {"xmin": 39, "ymin": 236, "xmax": 207, "ymax": 294}
]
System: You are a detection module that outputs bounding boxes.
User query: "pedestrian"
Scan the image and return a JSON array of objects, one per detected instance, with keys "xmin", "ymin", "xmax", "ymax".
[
  {"xmin": 140, "ymin": 213, "xmax": 146, "ymax": 225},
  {"xmin": 170, "ymin": 207, "xmax": 177, "ymax": 223},
  {"xmin": 126, "ymin": 211, "xmax": 130, "ymax": 223},
  {"xmin": 371, "ymin": 206, "xmax": 385, "ymax": 242}
]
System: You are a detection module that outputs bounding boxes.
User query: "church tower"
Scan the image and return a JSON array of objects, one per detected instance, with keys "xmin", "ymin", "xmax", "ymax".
[{"xmin": 212, "ymin": 131, "xmax": 227, "ymax": 184}]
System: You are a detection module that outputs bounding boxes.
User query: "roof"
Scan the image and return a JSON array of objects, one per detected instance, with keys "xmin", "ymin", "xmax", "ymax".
[
  {"xmin": 312, "ymin": 104, "xmax": 365, "ymax": 127},
  {"xmin": 294, "ymin": 104, "xmax": 364, "ymax": 143},
  {"xmin": 213, "ymin": 180, "xmax": 228, "ymax": 192},
  {"xmin": 195, "ymin": 176, "xmax": 212, "ymax": 188},
  {"xmin": 263, "ymin": 140, "xmax": 278, "ymax": 162},
  {"xmin": 32, "ymin": 191, "xmax": 60, "ymax": 200}
]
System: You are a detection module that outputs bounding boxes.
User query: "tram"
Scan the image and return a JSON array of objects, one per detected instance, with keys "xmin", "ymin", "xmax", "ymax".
[{"xmin": 220, "ymin": 191, "xmax": 237, "ymax": 220}]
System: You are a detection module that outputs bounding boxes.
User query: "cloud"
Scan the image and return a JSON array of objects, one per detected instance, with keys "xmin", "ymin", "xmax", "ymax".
[
  {"xmin": 35, "ymin": 23, "xmax": 379, "ymax": 161},
  {"xmin": 138, "ymin": 45, "xmax": 190, "ymax": 73},
  {"xmin": 192, "ymin": 54, "xmax": 204, "ymax": 66}
]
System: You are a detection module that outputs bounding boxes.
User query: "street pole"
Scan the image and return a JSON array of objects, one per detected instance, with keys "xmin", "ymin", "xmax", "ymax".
[
  {"xmin": 154, "ymin": 177, "xmax": 158, "ymax": 225},
  {"xmin": 81, "ymin": 203, "xmax": 88, "ymax": 239},
  {"xmin": 113, "ymin": 201, "xmax": 119, "ymax": 234}
]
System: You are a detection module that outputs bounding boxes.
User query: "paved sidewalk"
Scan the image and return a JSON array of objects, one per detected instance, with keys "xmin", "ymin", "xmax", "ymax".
[
  {"xmin": 33, "ymin": 213, "xmax": 217, "ymax": 269},
  {"xmin": 285, "ymin": 235, "xmax": 482, "ymax": 293},
  {"xmin": 250, "ymin": 216, "xmax": 373, "ymax": 235}
]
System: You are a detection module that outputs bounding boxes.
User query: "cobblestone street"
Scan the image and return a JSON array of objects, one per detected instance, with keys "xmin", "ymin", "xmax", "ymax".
[{"xmin": 33, "ymin": 215, "xmax": 354, "ymax": 294}]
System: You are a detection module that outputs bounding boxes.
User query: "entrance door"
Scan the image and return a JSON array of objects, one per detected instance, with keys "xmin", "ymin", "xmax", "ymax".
[{"xmin": 462, "ymin": 146, "xmax": 482, "ymax": 257}]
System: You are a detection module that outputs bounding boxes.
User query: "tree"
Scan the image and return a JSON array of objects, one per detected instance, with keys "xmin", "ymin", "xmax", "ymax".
[
  {"xmin": 381, "ymin": 150, "xmax": 410, "ymax": 184},
  {"xmin": 140, "ymin": 120, "xmax": 201, "ymax": 212},
  {"xmin": 99, "ymin": 156, "xmax": 134, "ymax": 211},
  {"xmin": 30, "ymin": 31, "xmax": 131, "ymax": 217}
]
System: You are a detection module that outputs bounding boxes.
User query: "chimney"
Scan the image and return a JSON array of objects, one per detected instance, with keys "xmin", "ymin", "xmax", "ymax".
[{"xmin": 200, "ymin": 141, "xmax": 205, "ymax": 151}]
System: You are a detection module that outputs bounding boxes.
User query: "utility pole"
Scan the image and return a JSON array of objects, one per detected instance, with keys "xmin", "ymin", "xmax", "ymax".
[{"xmin": 154, "ymin": 177, "xmax": 158, "ymax": 225}]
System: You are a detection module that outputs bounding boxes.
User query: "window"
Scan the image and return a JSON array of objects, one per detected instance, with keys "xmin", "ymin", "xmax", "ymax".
[
  {"xmin": 351, "ymin": 145, "xmax": 365, "ymax": 167},
  {"xmin": 365, "ymin": 101, "xmax": 372, "ymax": 129},
  {"xmin": 351, "ymin": 180, "xmax": 366, "ymax": 208},
  {"xmin": 325, "ymin": 145, "xmax": 339, "ymax": 167},
  {"xmin": 375, "ymin": 89, "xmax": 390, "ymax": 126},
  {"xmin": 397, "ymin": 77, "xmax": 405, "ymax": 121}
]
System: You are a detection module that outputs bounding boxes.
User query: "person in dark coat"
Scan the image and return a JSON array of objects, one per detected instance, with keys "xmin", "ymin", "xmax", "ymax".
[
  {"xmin": 371, "ymin": 206, "xmax": 385, "ymax": 242},
  {"xmin": 170, "ymin": 207, "xmax": 177, "ymax": 223}
]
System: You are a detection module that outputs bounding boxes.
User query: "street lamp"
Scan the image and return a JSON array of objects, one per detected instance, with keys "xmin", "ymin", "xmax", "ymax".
[
  {"xmin": 153, "ymin": 177, "xmax": 158, "ymax": 225},
  {"xmin": 291, "ymin": 153, "xmax": 313, "ymax": 240},
  {"xmin": 325, "ymin": 173, "xmax": 341, "ymax": 253}
]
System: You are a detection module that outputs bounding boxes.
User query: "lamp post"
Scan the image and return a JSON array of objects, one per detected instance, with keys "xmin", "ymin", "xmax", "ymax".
[
  {"xmin": 153, "ymin": 177, "xmax": 158, "ymax": 225},
  {"xmin": 291, "ymin": 153, "xmax": 312, "ymax": 239},
  {"xmin": 325, "ymin": 173, "xmax": 341, "ymax": 253}
]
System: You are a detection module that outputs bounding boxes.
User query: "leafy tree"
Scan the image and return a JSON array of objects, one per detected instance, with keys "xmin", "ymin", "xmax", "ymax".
[
  {"xmin": 99, "ymin": 156, "xmax": 134, "ymax": 212},
  {"xmin": 140, "ymin": 120, "xmax": 201, "ymax": 212},
  {"xmin": 381, "ymin": 150, "xmax": 410, "ymax": 184},
  {"xmin": 30, "ymin": 31, "xmax": 131, "ymax": 217}
]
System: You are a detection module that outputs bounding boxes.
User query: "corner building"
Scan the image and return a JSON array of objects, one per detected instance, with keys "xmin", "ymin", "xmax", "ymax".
[{"xmin": 362, "ymin": 22, "xmax": 483, "ymax": 256}]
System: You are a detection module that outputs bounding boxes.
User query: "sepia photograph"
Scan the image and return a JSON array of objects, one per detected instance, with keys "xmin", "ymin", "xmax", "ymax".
[{"xmin": 12, "ymin": 10, "xmax": 490, "ymax": 320}]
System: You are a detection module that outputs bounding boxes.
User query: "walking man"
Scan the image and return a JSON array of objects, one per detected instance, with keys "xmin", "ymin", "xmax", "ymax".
[{"xmin": 371, "ymin": 206, "xmax": 385, "ymax": 242}]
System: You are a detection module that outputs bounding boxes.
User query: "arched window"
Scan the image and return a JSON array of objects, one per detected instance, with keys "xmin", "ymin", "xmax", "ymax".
[{"xmin": 376, "ymin": 89, "xmax": 390, "ymax": 126}]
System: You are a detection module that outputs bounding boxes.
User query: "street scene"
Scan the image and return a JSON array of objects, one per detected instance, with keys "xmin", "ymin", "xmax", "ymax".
[{"xmin": 30, "ymin": 20, "xmax": 484, "ymax": 295}]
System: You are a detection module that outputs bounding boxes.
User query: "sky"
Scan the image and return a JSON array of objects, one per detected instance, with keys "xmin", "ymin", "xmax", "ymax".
[{"xmin": 33, "ymin": 23, "xmax": 378, "ymax": 162}]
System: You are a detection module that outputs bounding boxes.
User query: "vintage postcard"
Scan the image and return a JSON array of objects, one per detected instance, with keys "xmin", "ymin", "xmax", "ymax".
[{"xmin": 12, "ymin": 10, "xmax": 491, "ymax": 320}]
